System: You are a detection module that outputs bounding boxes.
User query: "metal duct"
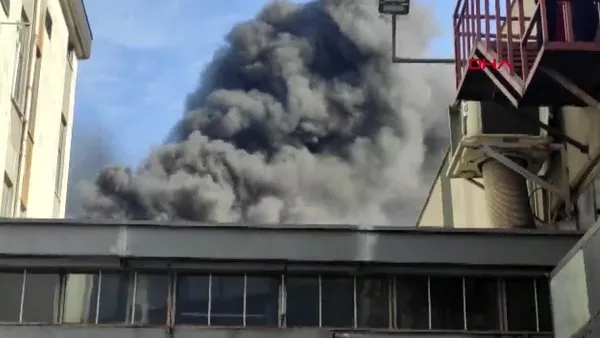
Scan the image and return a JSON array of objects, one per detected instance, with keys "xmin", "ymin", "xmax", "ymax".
[{"xmin": 481, "ymin": 159, "xmax": 535, "ymax": 228}]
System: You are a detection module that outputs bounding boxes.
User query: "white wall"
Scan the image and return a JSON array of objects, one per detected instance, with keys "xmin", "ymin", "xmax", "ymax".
[
  {"xmin": 0, "ymin": 0, "xmax": 80, "ymax": 218},
  {"xmin": 0, "ymin": 0, "xmax": 21, "ymax": 207},
  {"xmin": 417, "ymin": 152, "xmax": 491, "ymax": 228}
]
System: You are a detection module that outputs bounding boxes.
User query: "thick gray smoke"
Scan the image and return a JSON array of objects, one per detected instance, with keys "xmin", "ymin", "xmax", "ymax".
[
  {"xmin": 67, "ymin": 123, "xmax": 119, "ymax": 217},
  {"xmin": 82, "ymin": 0, "xmax": 453, "ymax": 225}
]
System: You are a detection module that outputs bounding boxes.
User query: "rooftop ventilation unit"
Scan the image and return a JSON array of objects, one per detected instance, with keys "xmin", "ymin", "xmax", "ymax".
[
  {"xmin": 446, "ymin": 100, "xmax": 572, "ymax": 229},
  {"xmin": 447, "ymin": 100, "xmax": 551, "ymax": 179}
]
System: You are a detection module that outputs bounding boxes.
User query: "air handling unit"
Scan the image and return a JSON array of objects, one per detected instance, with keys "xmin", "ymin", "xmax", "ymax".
[{"xmin": 446, "ymin": 101, "xmax": 570, "ymax": 229}]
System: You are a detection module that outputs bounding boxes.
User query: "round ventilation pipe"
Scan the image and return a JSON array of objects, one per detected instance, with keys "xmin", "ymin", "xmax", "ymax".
[{"xmin": 481, "ymin": 158, "xmax": 535, "ymax": 228}]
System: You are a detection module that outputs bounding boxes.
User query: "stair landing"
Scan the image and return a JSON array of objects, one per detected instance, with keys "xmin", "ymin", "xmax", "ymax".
[{"xmin": 520, "ymin": 43, "xmax": 600, "ymax": 107}]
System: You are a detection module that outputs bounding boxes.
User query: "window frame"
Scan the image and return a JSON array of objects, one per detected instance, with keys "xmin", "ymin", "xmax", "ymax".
[
  {"xmin": 0, "ymin": 267, "xmax": 556, "ymax": 335},
  {"xmin": 10, "ymin": 8, "xmax": 31, "ymax": 108}
]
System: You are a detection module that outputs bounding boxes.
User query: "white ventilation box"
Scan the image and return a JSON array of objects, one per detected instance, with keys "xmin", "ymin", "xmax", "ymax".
[{"xmin": 447, "ymin": 100, "xmax": 552, "ymax": 179}]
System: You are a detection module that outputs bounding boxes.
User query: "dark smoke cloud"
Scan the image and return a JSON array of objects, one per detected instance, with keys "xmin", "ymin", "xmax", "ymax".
[
  {"xmin": 66, "ymin": 123, "xmax": 119, "ymax": 218},
  {"xmin": 82, "ymin": 0, "xmax": 453, "ymax": 224}
]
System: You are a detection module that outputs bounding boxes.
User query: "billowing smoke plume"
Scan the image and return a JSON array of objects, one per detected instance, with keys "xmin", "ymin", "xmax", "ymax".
[
  {"xmin": 82, "ymin": 0, "xmax": 453, "ymax": 224},
  {"xmin": 67, "ymin": 123, "xmax": 119, "ymax": 217}
]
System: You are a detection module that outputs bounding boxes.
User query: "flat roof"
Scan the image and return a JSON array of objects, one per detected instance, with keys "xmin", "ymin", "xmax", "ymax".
[{"xmin": 0, "ymin": 219, "xmax": 582, "ymax": 268}]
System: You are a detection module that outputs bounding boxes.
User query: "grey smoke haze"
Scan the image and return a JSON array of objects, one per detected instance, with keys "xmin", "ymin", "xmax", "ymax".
[
  {"xmin": 67, "ymin": 123, "xmax": 118, "ymax": 218},
  {"xmin": 82, "ymin": 0, "xmax": 453, "ymax": 224}
]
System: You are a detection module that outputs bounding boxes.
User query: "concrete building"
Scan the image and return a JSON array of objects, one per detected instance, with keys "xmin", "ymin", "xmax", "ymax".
[
  {"xmin": 417, "ymin": 0, "xmax": 600, "ymax": 232},
  {"xmin": 0, "ymin": 0, "xmax": 91, "ymax": 218},
  {"xmin": 0, "ymin": 218, "xmax": 581, "ymax": 338},
  {"xmin": 0, "ymin": 0, "xmax": 599, "ymax": 337}
]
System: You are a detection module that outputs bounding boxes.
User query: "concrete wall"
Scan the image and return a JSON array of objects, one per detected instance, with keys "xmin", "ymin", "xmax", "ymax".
[
  {"xmin": 551, "ymin": 219, "xmax": 600, "ymax": 337},
  {"xmin": 0, "ymin": 0, "xmax": 79, "ymax": 218},
  {"xmin": 417, "ymin": 152, "xmax": 491, "ymax": 228}
]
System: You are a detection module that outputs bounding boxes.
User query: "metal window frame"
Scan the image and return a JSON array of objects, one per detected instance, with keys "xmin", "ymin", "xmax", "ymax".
[
  {"xmin": 10, "ymin": 8, "xmax": 31, "ymax": 108},
  {"xmin": 19, "ymin": 269, "xmax": 63, "ymax": 324},
  {"xmin": 0, "ymin": 267, "xmax": 557, "ymax": 335}
]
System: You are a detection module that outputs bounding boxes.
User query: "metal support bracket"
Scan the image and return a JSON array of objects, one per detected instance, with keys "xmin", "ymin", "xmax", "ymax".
[
  {"xmin": 540, "ymin": 67, "xmax": 600, "ymax": 111},
  {"xmin": 465, "ymin": 178, "xmax": 484, "ymax": 190},
  {"xmin": 480, "ymin": 143, "xmax": 572, "ymax": 217},
  {"xmin": 502, "ymin": 104, "xmax": 589, "ymax": 153}
]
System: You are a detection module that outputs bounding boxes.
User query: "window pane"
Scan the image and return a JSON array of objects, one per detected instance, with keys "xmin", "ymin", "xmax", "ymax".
[
  {"xmin": 356, "ymin": 277, "xmax": 389, "ymax": 328},
  {"xmin": 175, "ymin": 275, "xmax": 209, "ymax": 324},
  {"xmin": 430, "ymin": 277, "xmax": 464, "ymax": 330},
  {"xmin": 62, "ymin": 273, "xmax": 99, "ymax": 323},
  {"xmin": 286, "ymin": 276, "xmax": 319, "ymax": 327},
  {"xmin": 97, "ymin": 273, "xmax": 133, "ymax": 323},
  {"xmin": 465, "ymin": 277, "xmax": 499, "ymax": 330},
  {"xmin": 505, "ymin": 278, "xmax": 537, "ymax": 331},
  {"xmin": 133, "ymin": 274, "xmax": 169, "ymax": 325},
  {"xmin": 22, "ymin": 273, "xmax": 60, "ymax": 323},
  {"xmin": 210, "ymin": 275, "xmax": 244, "ymax": 326},
  {"xmin": 321, "ymin": 276, "xmax": 354, "ymax": 328},
  {"xmin": 246, "ymin": 276, "xmax": 279, "ymax": 326},
  {"xmin": 536, "ymin": 278, "xmax": 553, "ymax": 332},
  {"xmin": 0, "ymin": 272, "xmax": 23, "ymax": 322},
  {"xmin": 396, "ymin": 276, "xmax": 429, "ymax": 329}
]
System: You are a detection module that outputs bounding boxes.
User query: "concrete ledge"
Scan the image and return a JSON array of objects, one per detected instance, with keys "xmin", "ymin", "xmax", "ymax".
[
  {"xmin": 0, "ymin": 218, "xmax": 583, "ymax": 267},
  {"xmin": 58, "ymin": 0, "xmax": 92, "ymax": 59}
]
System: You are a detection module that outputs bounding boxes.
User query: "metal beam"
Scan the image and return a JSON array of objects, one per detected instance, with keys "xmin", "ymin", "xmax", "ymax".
[
  {"xmin": 0, "ymin": 219, "xmax": 583, "ymax": 268},
  {"xmin": 390, "ymin": 14, "xmax": 455, "ymax": 65},
  {"xmin": 540, "ymin": 67, "xmax": 600, "ymax": 111},
  {"xmin": 392, "ymin": 57, "xmax": 455, "ymax": 64},
  {"xmin": 480, "ymin": 144, "xmax": 565, "ymax": 196}
]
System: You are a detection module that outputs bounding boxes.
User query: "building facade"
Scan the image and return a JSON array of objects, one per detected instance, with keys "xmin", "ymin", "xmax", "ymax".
[
  {"xmin": 0, "ymin": 0, "xmax": 91, "ymax": 218},
  {"xmin": 417, "ymin": 108, "xmax": 600, "ymax": 231},
  {"xmin": 0, "ymin": 219, "xmax": 582, "ymax": 338},
  {"xmin": 417, "ymin": 0, "xmax": 600, "ymax": 231}
]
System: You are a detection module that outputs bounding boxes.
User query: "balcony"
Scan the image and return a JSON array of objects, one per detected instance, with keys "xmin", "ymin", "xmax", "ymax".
[{"xmin": 454, "ymin": 0, "xmax": 600, "ymax": 107}]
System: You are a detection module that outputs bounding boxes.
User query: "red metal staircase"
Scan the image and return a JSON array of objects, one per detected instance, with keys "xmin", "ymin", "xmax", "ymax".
[{"xmin": 454, "ymin": 0, "xmax": 600, "ymax": 108}]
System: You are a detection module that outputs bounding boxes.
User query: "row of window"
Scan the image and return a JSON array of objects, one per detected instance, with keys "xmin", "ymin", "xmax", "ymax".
[{"xmin": 0, "ymin": 270, "xmax": 552, "ymax": 332}]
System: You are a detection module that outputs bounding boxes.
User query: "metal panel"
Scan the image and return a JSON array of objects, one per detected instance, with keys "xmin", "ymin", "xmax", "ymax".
[
  {"xmin": 583, "ymin": 223, "xmax": 600, "ymax": 318},
  {"xmin": 0, "ymin": 327, "xmax": 330, "ymax": 338},
  {"xmin": 0, "ymin": 219, "xmax": 582, "ymax": 267},
  {"xmin": 0, "ymin": 326, "xmax": 555, "ymax": 338}
]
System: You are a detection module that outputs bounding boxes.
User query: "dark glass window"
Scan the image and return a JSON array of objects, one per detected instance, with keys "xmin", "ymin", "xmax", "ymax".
[
  {"xmin": 210, "ymin": 275, "xmax": 244, "ymax": 326},
  {"xmin": 97, "ymin": 272, "xmax": 133, "ymax": 323},
  {"xmin": 44, "ymin": 9, "xmax": 52, "ymax": 38},
  {"xmin": 505, "ymin": 278, "xmax": 537, "ymax": 331},
  {"xmin": 132, "ymin": 274, "xmax": 169, "ymax": 325},
  {"xmin": 465, "ymin": 277, "xmax": 500, "ymax": 330},
  {"xmin": 246, "ymin": 276, "xmax": 279, "ymax": 326},
  {"xmin": 356, "ymin": 277, "xmax": 390, "ymax": 328},
  {"xmin": 22, "ymin": 273, "xmax": 60, "ymax": 323},
  {"xmin": 0, "ymin": 272, "xmax": 24, "ymax": 322},
  {"xmin": 286, "ymin": 276, "xmax": 319, "ymax": 326},
  {"xmin": 396, "ymin": 276, "xmax": 429, "ymax": 329},
  {"xmin": 536, "ymin": 278, "xmax": 553, "ymax": 332},
  {"xmin": 175, "ymin": 275, "xmax": 210, "ymax": 325},
  {"xmin": 430, "ymin": 277, "xmax": 464, "ymax": 330},
  {"xmin": 321, "ymin": 276, "xmax": 354, "ymax": 327}
]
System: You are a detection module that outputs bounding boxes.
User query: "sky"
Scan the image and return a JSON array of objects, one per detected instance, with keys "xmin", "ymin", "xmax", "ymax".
[{"xmin": 73, "ymin": 0, "xmax": 455, "ymax": 169}]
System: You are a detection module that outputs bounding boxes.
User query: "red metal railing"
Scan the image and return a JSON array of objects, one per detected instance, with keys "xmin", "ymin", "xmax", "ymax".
[{"xmin": 453, "ymin": 0, "xmax": 600, "ymax": 89}]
